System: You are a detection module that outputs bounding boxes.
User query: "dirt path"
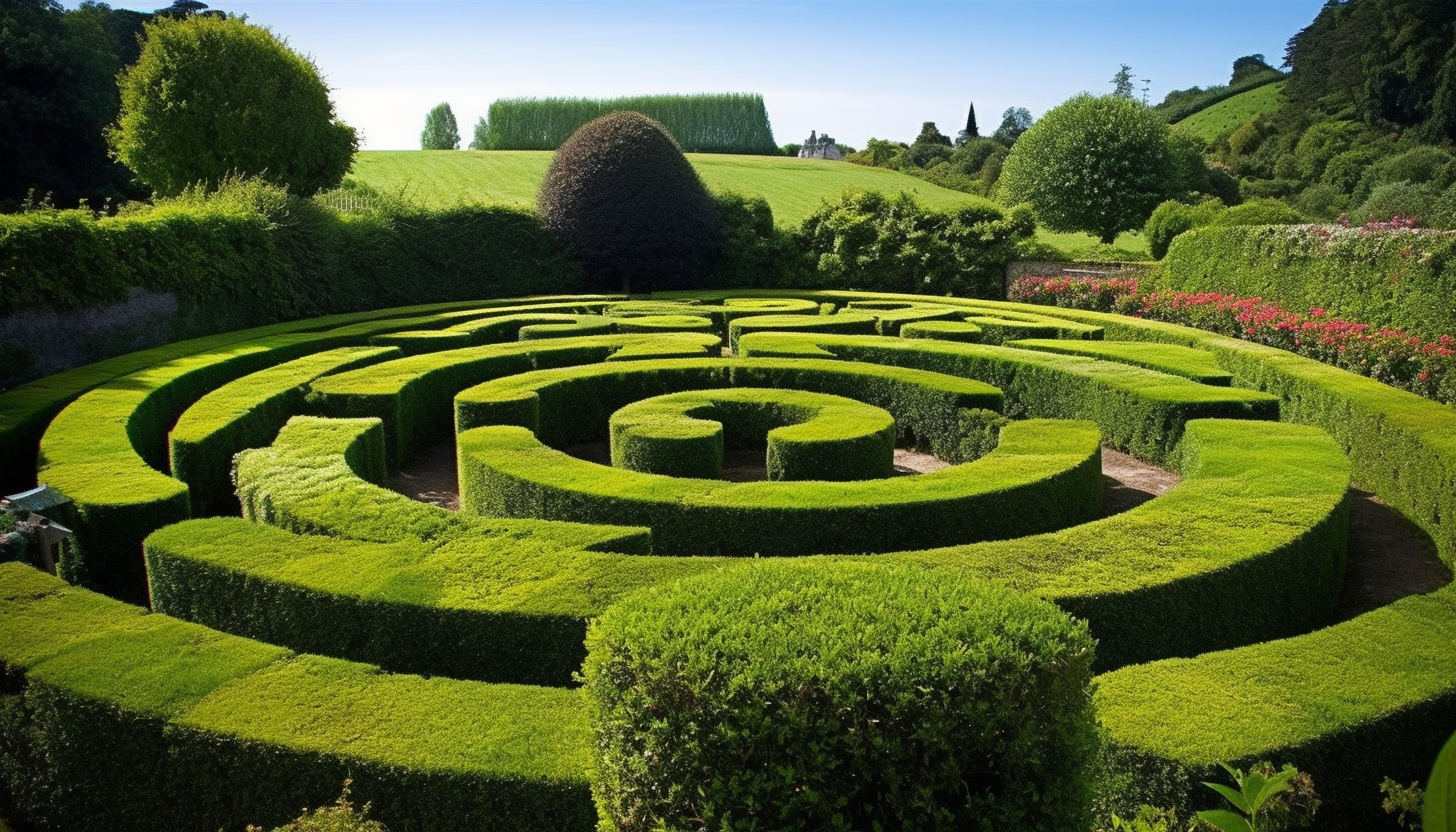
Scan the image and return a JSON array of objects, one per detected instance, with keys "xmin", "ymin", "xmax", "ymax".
[{"xmin": 387, "ymin": 435, "xmax": 1450, "ymax": 612}]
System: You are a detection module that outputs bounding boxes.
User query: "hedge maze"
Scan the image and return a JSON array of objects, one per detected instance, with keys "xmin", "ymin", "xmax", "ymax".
[{"xmin": 0, "ymin": 291, "xmax": 1453, "ymax": 831}]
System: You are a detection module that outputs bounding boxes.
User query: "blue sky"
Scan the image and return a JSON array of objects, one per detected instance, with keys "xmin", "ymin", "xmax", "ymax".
[{"xmin": 69, "ymin": 0, "xmax": 1328, "ymax": 150}]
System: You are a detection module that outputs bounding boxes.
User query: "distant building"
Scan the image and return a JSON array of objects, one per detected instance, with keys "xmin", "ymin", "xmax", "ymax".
[{"xmin": 798, "ymin": 130, "xmax": 843, "ymax": 161}]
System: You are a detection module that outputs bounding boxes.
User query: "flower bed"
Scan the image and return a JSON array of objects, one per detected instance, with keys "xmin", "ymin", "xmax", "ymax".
[{"xmin": 1009, "ymin": 276, "xmax": 1456, "ymax": 406}]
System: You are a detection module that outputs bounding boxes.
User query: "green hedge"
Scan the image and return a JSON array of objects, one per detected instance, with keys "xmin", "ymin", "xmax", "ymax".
[
  {"xmin": 888, "ymin": 418, "xmax": 1350, "ymax": 670},
  {"xmin": 169, "ymin": 346, "xmax": 400, "ymax": 516},
  {"xmin": 1007, "ymin": 339, "xmax": 1235, "ymax": 385},
  {"xmin": 0, "ymin": 562, "xmax": 597, "ymax": 832},
  {"xmin": 1161, "ymin": 223, "xmax": 1456, "ymax": 340},
  {"xmin": 726, "ymin": 312, "xmax": 877, "ymax": 352},
  {"xmin": 736, "ymin": 332, "xmax": 1278, "ymax": 462},
  {"xmin": 610, "ymin": 388, "xmax": 896, "ymax": 481},
  {"xmin": 454, "ymin": 357, "xmax": 1003, "ymax": 463},
  {"xmin": 460, "ymin": 418, "xmax": 1102, "ymax": 557},
  {"xmin": 34, "ymin": 302, "xmax": 610, "ymax": 602},
  {"xmin": 582, "ymin": 560, "xmax": 1098, "ymax": 832},
  {"xmin": 307, "ymin": 333, "xmax": 721, "ymax": 467},
  {"xmin": 476, "ymin": 93, "xmax": 779, "ymax": 154},
  {"xmin": 900, "ymin": 320, "xmax": 985, "ymax": 342}
]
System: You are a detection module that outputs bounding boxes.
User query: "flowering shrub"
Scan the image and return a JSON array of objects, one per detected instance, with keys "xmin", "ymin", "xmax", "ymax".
[{"xmin": 1008, "ymin": 275, "xmax": 1456, "ymax": 406}]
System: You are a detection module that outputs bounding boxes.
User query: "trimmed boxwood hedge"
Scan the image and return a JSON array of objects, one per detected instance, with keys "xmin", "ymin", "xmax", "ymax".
[
  {"xmin": 736, "ymin": 332, "xmax": 1278, "ymax": 462},
  {"xmin": 727, "ymin": 312, "xmax": 878, "ymax": 353},
  {"xmin": 582, "ymin": 559, "xmax": 1098, "ymax": 832},
  {"xmin": 1007, "ymin": 339, "xmax": 1235, "ymax": 385},
  {"xmin": 610, "ymin": 388, "xmax": 896, "ymax": 481},
  {"xmin": 307, "ymin": 333, "xmax": 722, "ymax": 467},
  {"xmin": 0, "ymin": 562, "xmax": 597, "ymax": 832}
]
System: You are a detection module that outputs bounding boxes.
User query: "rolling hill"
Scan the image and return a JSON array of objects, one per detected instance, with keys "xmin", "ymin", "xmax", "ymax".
[{"xmin": 1173, "ymin": 81, "xmax": 1286, "ymax": 145}]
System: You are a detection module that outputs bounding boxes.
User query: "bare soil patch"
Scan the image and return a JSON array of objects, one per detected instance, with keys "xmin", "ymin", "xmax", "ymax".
[{"xmin": 386, "ymin": 434, "xmax": 1450, "ymax": 612}]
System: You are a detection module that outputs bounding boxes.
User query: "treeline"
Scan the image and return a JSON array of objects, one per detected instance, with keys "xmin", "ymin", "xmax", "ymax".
[
  {"xmin": 0, "ymin": 0, "xmax": 154, "ymax": 211},
  {"xmin": 471, "ymin": 94, "xmax": 779, "ymax": 154}
]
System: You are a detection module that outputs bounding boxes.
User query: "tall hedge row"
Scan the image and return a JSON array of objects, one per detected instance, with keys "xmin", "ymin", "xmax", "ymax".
[
  {"xmin": 1161, "ymin": 223, "xmax": 1456, "ymax": 340},
  {"xmin": 475, "ymin": 93, "xmax": 778, "ymax": 154}
]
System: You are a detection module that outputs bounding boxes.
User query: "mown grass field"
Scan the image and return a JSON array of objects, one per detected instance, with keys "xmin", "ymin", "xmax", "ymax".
[
  {"xmin": 347, "ymin": 150, "xmax": 1151, "ymax": 258},
  {"xmin": 1173, "ymin": 81, "xmax": 1286, "ymax": 145},
  {"xmin": 348, "ymin": 150, "xmax": 992, "ymax": 227}
]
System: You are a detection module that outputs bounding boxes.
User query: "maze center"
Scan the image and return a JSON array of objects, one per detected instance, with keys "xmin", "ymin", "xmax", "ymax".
[{"xmin": 0, "ymin": 291, "xmax": 1453, "ymax": 832}]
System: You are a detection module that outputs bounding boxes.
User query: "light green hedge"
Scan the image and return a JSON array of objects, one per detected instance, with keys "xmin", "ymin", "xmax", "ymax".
[
  {"xmin": 727, "ymin": 312, "xmax": 877, "ymax": 353},
  {"xmin": 0, "ymin": 562, "xmax": 597, "ymax": 832},
  {"xmin": 735, "ymin": 332, "xmax": 1278, "ymax": 462},
  {"xmin": 307, "ymin": 333, "xmax": 721, "ymax": 467},
  {"xmin": 610, "ymin": 388, "xmax": 896, "ymax": 481},
  {"xmin": 460, "ymin": 418, "xmax": 1102, "ymax": 556},
  {"xmin": 1007, "ymin": 339, "xmax": 1234, "ymax": 385}
]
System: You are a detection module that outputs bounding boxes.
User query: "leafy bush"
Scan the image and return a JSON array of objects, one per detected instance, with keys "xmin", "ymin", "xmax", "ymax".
[
  {"xmin": 110, "ymin": 15, "xmax": 356, "ymax": 197},
  {"xmin": 1210, "ymin": 197, "xmax": 1304, "ymax": 227},
  {"xmin": 477, "ymin": 93, "xmax": 778, "ymax": 154},
  {"xmin": 538, "ymin": 111, "xmax": 722, "ymax": 293},
  {"xmin": 1143, "ymin": 197, "xmax": 1226, "ymax": 259},
  {"xmin": 796, "ymin": 189, "xmax": 1033, "ymax": 297},
  {"xmin": 581, "ymin": 559, "xmax": 1098, "ymax": 832}
]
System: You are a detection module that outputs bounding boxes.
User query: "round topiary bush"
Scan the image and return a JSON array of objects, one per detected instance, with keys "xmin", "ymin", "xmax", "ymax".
[
  {"xmin": 538, "ymin": 111, "xmax": 723, "ymax": 293},
  {"xmin": 581, "ymin": 559, "xmax": 1099, "ymax": 832}
]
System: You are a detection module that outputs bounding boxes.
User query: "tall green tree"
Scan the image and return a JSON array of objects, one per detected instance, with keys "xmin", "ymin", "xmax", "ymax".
[
  {"xmin": 999, "ymin": 93, "xmax": 1176, "ymax": 244},
  {"xmin": 420, "ymin": 101, "xmax": 460, "ymax": 150},
  {"xmin": 956, "ymin": 103, "xmax": 979, "ymax": 145},
  {"xmin": 109, "ymin": 15, "xmax": 357, "ymax": 197},
  {"xmin": 1110, "ymin": 64, "xmax": 1136, "ymax": 98}
]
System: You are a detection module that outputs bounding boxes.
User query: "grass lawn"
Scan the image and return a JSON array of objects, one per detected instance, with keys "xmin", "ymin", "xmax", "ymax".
[
  {"xmin": 1173, "ymin": 81, "xmax": 1286, "ymax": 145},
  {"xmin": 346, "ymin": 150, "xmax": 994, "ymax": 227},
  {"xmin": 1033, "ymin": 228, "xmax": 1151, "ymax": 261}
]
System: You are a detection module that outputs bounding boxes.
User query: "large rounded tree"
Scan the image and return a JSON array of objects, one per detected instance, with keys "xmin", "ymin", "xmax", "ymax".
[
  {"xmin": 999, "ymin": 93, "xmax": 1176, "ymax": 244},
  {"xmin": 538, "ymin": 111, "xmax": 722, "ymax": 293},
  {"xmin": 109, "ymin": 15, "xmax": 356, "ymax": 197}
]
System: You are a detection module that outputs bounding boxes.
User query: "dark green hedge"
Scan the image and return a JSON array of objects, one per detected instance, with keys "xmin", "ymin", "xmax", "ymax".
[
  {"xmin": 0, "ymin": 562, "xmax": 597, "ymax": 832},
  {"xmin": 1162, "ymin": 223, "xmax": 1456, "ymax": 340},
  {"xmin": 582, "ymin": 560, "xmax": 1098, "ymax": 832}
]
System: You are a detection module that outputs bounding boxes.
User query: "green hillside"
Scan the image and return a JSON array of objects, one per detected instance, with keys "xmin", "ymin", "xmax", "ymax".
[
  {"xmin": 1173, "ymin": 81, "xmax": 1286, "ymax": 144},
  {"xmin": 346, "ymin": 150, "xmax": 991, "ymax": 227}
]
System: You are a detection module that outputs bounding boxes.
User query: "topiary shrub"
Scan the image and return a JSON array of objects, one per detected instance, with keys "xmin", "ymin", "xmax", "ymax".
[
  {"xmin": 1209, "ymin": 197, "xmax": 1304, "ymax": 227},
  {"xmin": 581, "ymin": 559, "xmax": 1098, "ymax": 832},
  {"xmin": 1143, "ymin": 197, "xmax": 1226, "ymax": 259},
  {"xmin": 537, "ymin": 111, "xmax": 723, "ymax": 293}
]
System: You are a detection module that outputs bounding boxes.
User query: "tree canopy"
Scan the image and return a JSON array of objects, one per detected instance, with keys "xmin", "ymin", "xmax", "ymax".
[
  {"xmin": 999, "ymin": 93, "xmax": 1176, "ymax": 244},
  {"xmin": 109, "ymin": 15, "xmax": 357, "ymax": 197},
  {"xmin": 421, "ymin": 102, "xmax": 461, "ymax": 150}
]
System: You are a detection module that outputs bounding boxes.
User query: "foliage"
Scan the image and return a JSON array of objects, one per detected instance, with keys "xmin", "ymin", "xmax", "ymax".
[
  {"xmin": 1378, "ymin": 778, "xmax": 1422, "ymax": 830},
  {"xmin": 581, "ymin": 559, "xmax": 1099, "ymax": 832},
  {"xmin": 1231, "ymin": 54, "xmax": 1278, "ymax": 85},
  {"xmin": 476, "ymin": 93, "xmax": 778, "ymax": 153},
  {"xmin": 1209, "ymin": 198, "xmax": 1303, "ymax": 227},
  {"xmin": 0, "ymin": 0, "xmax": 151, "ymax": 211},
  {"xmin": 796, "ymin": 189, "xmax": 1034, "ymax": 297},
  {"xmin": 1144, "ymin": 197, "xmax": 1226, "ymax": 259},
  {"xmin": 1102, "ymin": 805, "xmax": 1187, "ymax": 832},
  {"xmin": 992, "ymin": 106, "xmax": 1034, "ymax": 145},
  {"xmin": 1008, "ymin": 273, "xmax": 1456, "ymax": 406},
  {"xmin": 1431, "ymin": 730, "xmax": 1456, "ymax": 832},
  {"xmin": 1162, "ymin": 221, "xmax": 1456, "ymax": 340},
  {"xmin": 1001, "ymin": 93, "xmax": 1178, "ymax": 243},
  {"xmin": 1159, "ymin": 72, "xmax": 1286, "ymax": 128},
  {"xmin": 1112, "ymin": 64, "xmax": 1137, "ymax": 98},
  {"xmin": 419, "ymin": 102, "xmax": 460, "ymax": 150},
  {"xmin": 1197, "ymin": 762, "xmax": 1318, "ymax": 832},
  {"xmin": 956, "ymin": 102, "xmax": 979, "ymax": 144},
  {"xmin": 248, "ymin": 781, "xmax": 389, "ymax": 832},
  {"xmin": 537, "ymin": 111, "xmax": 723, "ymax": 292},
  {"xmin": 110, "ymin": 15, "xmax": 357, "ymax": 197},
  {"xmin": 702, "ymin": 190, "xmax": 806, "ymax": 289}
]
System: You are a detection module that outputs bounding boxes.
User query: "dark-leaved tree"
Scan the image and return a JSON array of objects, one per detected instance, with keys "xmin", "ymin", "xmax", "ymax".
[
  {"xmin": 992, "ymin": 107, "xmax": 1033, "ymax": 146},
  {"xmin": 956, "ymin": 103, "xmax": 979, "ymax": 145},
  {"xmin": 537, "ymin": 111, "xmax": 722, "ymax": 293}
]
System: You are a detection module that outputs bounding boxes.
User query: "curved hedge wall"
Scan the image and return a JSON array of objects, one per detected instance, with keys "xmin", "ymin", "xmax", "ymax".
[{"xmin": 0, "ymin": 290, "xmax": 1450, "ymax": 831}]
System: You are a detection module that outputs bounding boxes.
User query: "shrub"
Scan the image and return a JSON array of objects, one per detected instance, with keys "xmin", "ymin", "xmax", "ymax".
[
  {"xmin": 1210, "ymin": 197, "xmax": 1304, "ymax": 227},
  {"xmin": 581, "ymin": 559, "xmax": 1098, "ymax": 832},
  {"xmin": 1144, "ymin": 198, "xmax": 1226, "ymax": 259},
  {"xmin": 796, "ymin": 190, "xmax": 1033, "ymax": 297},
  {"xmin": 110, "ymin": 15, "xmax": 356, "ymax": 197},
  {"xmin": 538, "ymin": 111, "xmax": 723, "ymax": 293}
]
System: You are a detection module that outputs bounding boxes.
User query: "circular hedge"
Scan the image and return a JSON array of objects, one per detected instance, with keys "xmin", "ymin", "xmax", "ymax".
[{"xmin": 581, "ymin": 558, "xmax": 1098, "ymax": 832}]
